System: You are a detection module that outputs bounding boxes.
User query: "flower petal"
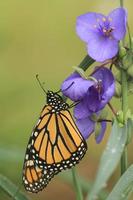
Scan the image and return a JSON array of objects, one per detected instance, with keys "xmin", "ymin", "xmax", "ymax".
[
  {"xmin": 108, "ymin": 8, "xmax": 127, "ymax": 40},
  {"xmin": 61, "ymin": 72, "xmax": 94, "ymax": 101},
  {"xmin": 87, "ymin": 36, "xmax": 118, "ymax": 62},
  {"xmin": 76, "ymin": 117, "xmax": 94, "ymax": 139},
  {"xmin": 76, "ymin": 12, "xmax": 105, "ymax": 43},
  {"xmin": 74, "ymin": 98, "xmax": 92, "ymax": 119},
  {"xmin": 96, "ymin": 121, "xmax": 107, "ymax": 143},
  {"xmin": 92, "ymin": 67, "xmax": 115, "ymax": 110},
  {"xmin": 86, "ymin": 86, "xmax": 100, "ymax": 112}
]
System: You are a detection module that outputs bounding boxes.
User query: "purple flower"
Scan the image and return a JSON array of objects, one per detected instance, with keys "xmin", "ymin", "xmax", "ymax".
[
  {"xmin": 76, "ymin": 8, "xmax": 127, "ymax": 62},
  {"xmin": 76, "ymin": 116, "xmax": 106, "ymax": 143},
  {"xmin": 61, "ymin": 67, "xmax": 115, "ymax": 142}
]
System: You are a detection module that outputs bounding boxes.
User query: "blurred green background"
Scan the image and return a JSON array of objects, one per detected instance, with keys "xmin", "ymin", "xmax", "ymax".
[{"xmin": 0, "ymin": 0, "xmax": 133, "ymax": 199}]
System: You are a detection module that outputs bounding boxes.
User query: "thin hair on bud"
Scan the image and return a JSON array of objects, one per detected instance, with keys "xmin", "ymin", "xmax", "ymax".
[{"xmin": 36, "ymin": 74, "xmax": 47, "ymax": 94}]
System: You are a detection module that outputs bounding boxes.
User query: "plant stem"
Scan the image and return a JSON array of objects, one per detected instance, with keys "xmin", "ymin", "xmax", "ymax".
[
  {"xmin": 119, "ymin": 0, "xmax": 128, "ymax": 176},
  {"xmin": 72, "ymin": 168, "xmax": 83, "ymax": 200},
  {"xmin": 121, "ymin": 69, "xmax": 128, "ymax": 119},
  {"xmin": 120, "ymin": 0, "xmax": 123, "ymax": 7},
  {"xmin": 120, "ymin": 69, "xmax": 128, "ymax": 175}
]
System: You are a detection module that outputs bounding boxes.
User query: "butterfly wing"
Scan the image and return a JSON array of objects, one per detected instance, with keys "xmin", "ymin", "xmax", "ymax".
[
  {"xmin": 31, "ymin": 106, "xmax": 87, "ymax": 173},
  {"xmin": 22, "ymin": 158, "xmax": 54, "ymax": 193},
  {"xmin": 23, "ymin": 104, "xmax": 87, "ymax": 192},
  {"xmin": 22, "ymin": 105, "xmax": 55, "ymax": 192}
]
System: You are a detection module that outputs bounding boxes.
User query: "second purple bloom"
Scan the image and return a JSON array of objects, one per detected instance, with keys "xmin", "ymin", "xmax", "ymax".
[{"xmin": 61, "ymin": 67, "xmax": 115, "ymax": 142}]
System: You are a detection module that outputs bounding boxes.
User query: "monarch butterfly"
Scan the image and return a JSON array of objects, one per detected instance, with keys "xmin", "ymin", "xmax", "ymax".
[{"xmin": 22, "ymin": 78, "xmax": 87, "ymax": 193}]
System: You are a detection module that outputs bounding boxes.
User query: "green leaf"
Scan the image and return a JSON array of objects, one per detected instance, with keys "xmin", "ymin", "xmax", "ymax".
[
  {"xmin": 0, "ymin": 174, "xmax": 29, "ymax": 200},
  {"xmin": 126, "ymin": 118, "xmax": 133, "ymax": 144},
  {"xmin": 87, "ymin": 120, "xmax": 127, "ymax": 200},
  {"xmin": 78, "ymin": 55, "xmax": 95, "ymax": 71},
  {"xmin": 106, "ymin": 165, "xmax": 133, "ymax": 200},
  {"xmin": 71, "ymin": 168, "xmax": 83, "ymax": 200},
  {"xmin": 58, "ymin": 171, "xmax": 108, "ymax": 200}
]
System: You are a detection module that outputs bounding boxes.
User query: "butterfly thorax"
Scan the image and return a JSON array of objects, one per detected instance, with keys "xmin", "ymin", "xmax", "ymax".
[{"xmin": 47, "ymin": 91, "xmax": 69, "ymax": 113}]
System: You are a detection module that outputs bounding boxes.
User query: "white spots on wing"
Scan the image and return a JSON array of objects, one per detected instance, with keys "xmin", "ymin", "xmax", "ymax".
[
  {"xmin": 24, "ymin": 180, "xmax": 28, "ymax": 184},
  {"xmin": 25, "ymin": 154, "xmax": 29, "ymax": 160},
  {"xmin": 34, "ymin": 132, "xmax": 38, "ymax": 137}
]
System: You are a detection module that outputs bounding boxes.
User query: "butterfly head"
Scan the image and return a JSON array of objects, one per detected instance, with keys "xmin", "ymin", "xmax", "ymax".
[{"xmin": 46, "ymin": 91, "xmax": 69, "ymax": 112}]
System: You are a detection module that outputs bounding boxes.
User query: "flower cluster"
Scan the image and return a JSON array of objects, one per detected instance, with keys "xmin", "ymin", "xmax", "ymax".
[{"xmin": 61, "ymin": 7, "xmax": 127, "ymax": 143}]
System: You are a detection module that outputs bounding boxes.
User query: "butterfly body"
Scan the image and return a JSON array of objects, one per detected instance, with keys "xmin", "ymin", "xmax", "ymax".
[{"xmin": 23, "ymin": 90, "xmax": 87, "ymax": 193}]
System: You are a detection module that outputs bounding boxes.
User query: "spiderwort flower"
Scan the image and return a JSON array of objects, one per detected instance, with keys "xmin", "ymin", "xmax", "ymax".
[
  {"xmin": 61, "ymin": 67, "xmax": 115, "ymax": 142},
  {"xmin": 76, "ymin": 8, "xmax": 127, "ymax": 62},
  {"xmin": 76, "ymin": 115, "xmax": 107, "ymax": 143}
]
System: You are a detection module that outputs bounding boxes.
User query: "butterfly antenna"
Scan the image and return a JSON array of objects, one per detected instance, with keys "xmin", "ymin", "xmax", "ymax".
[{"xmin": 36, "ymin": 74, "xmax": 47, "ymax": 94}]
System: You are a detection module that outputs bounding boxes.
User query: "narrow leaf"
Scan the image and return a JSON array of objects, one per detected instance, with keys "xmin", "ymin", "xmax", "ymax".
[
  {"xmin": 78, "ymin": 55, "xmax": 95, "ymax": 71},
  {"xmin": 87, "ymin": 120, "xmax": 127, "ymax": 200},
  {"xmin": 106, "ymin": 165, "xmax": 133, "ymax": 200},
  {"xmin": 0, "ymin": 174, "xmax": 29, "ymax": 200},
  {"xmin": 72, "ymin": 168, "xmax": 83, "ymax": 200},
  {"xmin": 58, "ymin": 171, "xmax": 108, "ymax": 200}
]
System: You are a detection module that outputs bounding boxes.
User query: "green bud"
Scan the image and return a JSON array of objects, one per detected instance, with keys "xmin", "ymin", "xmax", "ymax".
[
  {"xmin": 119, "ymin": 45, "xmax": 126, "ymax": 58},
  {"xmin": 122, "ymin": 53, "xmax": 133, "ymax": 70},
  {"xmin": 116, "ymin": 110, "xmax": 124, "ymax": 127},
  {"xmin": 114, "ymin": 81, "xmax": 121, "ymax": 98},
  {"xmin": 115, "ymin": 72, "xmax": 121, "ymax": 83},
  {"xmin": 128, "ymin": 82, "xmax": 133, "ymax": 94},
  {"xmin": 94, "ymin": 122, "xmax": 102, "ymax": 141},
  {"xmin": 127, "ymin": 64, "xmax": 133, "ymax": 77}
]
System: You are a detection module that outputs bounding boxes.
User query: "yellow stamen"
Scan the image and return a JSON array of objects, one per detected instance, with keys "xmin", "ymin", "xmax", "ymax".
[
  {"xmin": 102, "ymin": 17, "xmax": 106, "ymax": 22},
  {"xmin": 108, "ymin": 17, "xmax": 112, "ymax": 22}
]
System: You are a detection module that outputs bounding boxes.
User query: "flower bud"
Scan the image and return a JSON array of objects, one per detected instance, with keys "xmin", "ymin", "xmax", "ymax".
[
  {"xmin": 119, "ymin": 44, "xmax": 126, "ymax": 58},
  {"xmin": 114, "ymin": 81, "xmax": 121, "ymax": 98},
  {"xmin": 127, "ymin": 64, "xmax": 133, "ymax": 77},
  {"xmin": 128, "ymin": 82, "xmax": 133, "ymax": 94},
  {"xmin": 122, "ymin": 53, "xmax": 133, "ymax": 70},
  {"xmin": 116, "ymin": 110, "xmax": 124, "ymax": 127},
  {"xmin": 115, "ymin": 72, "xmax": 121, "ymax": 83}
]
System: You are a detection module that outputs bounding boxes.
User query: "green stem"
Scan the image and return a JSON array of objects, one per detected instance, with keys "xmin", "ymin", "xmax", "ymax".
[
  {"xmin": 72, "ymin": 168, "xmax": 83, "ymax": 200},
  {"xmin": 121, "ymin": 69, "xmax": 128, "ymax": 118},
  {"xmin": 120, "ymin": 69, "xmax": 128, "ymax": 175},
  {"xmin": 127, "ymin": 23, "xmax": 132, "ymax": 50},
  {"xmin": 120, "ymin": 0, "xmax": 124, "ymax": 7},
  {"xmin": 119, "ymin": 0, "xmax": 128, "ymax": 176}
]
